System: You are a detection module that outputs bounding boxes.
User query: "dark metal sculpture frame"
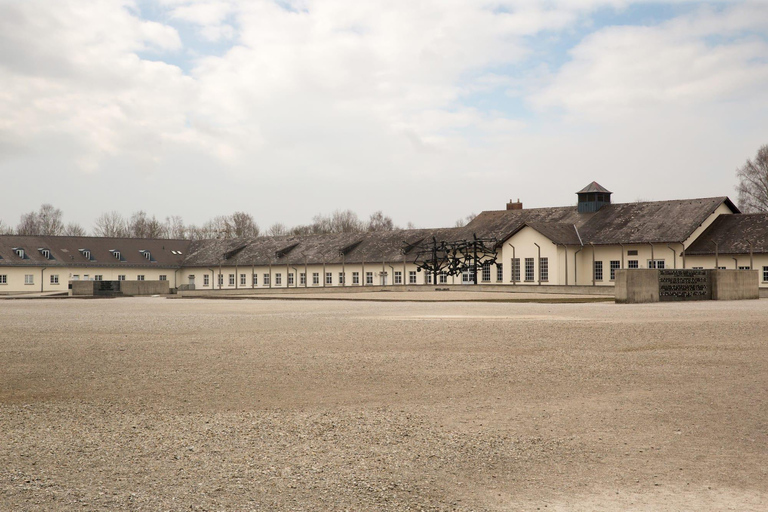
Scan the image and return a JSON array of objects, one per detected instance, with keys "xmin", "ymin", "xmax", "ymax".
[{"xmin": 409, "ymin": 235, "xmax": 498, "ymax": 285}]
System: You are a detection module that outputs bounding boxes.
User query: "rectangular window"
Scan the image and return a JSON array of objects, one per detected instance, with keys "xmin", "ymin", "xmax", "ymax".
[
  {"xmin": 539, "ymin": 257, "xmax": 549, "ymax": 282},
  {"xmin": 717, "ymin": 266, "xmax": 726, "ymax": 270},
  {"xmin": 288, "ymin": 273, "xmax": 294, "ymax": 285},
  {"xmin": 252, "ymin": 274, "xmax": 258, "ymax": 286},
  {"xmin": 275, "ymin": 273, "xmax": 282, "ymax": 285},
  {"xmin": 229, "ymin": 274, "xmax": 235, "ymax": 286},
  {"xmin": 763, "ymin": 267, "xmax": 768, "ymax": 282},
  {"xmin": 83, "ymin": 274, "xmax": 89, "ymax": 281},
  {"xmin": 738, "ymin": 266, "xmax": 751, "ymax": 270},
  {"xmin": 203, "ymin": 274, "xmax": 209, "ymax": 286},
  {"xmin": 240, "ymin": 274, "xmax": 246, "ymax": 285},
  {"xmin": 325, "ymin": 272, "xmax": 332, "ymax": 285},
  {"xmin": 338, "ymin": 272, "xmax": 345, "ymax": 285},
  {"xmin": 482, "ymin": 262, "xmax": 491, "ymax": 282},
  {"xmin": 627, "ymin": 250, "xmax": 638, "ymax": 256},
  {"xmin": 524, "ymin": 258, "xmax": 534, "ymax": 282},
  {"xmin": 300, "ymin": 273, "xmax": 306, "ymax": 285},
  {"xmin": 24, "ymin": 274, "xmax": 34, "ymax": 285},
  {"xmin": 628, "ymin": 260, "xmax": 639, "ymax": 269},
  {"xmin": 409, "ymin": 271, "xmax": 417, "ymax": 284},
  {"xmin": 159, "ymin": 275, "xmax": 166, "ymax": 281},
  {"xmin": 394, "ymin": 271, "xmax": 402, "ymax": 284},
  {"xmin": 366, "ymin": 272, "xmax": 373, "ymax": 285},
  {"xmin": 137, "ymin": 275, "xmax": 145, "ymax": 281},
  {"xmin": 610, "ymin": 261, "xmax": 620, "ymax": 281},
  {"xmin": 352, "ymin": 272, "xmax": 359, "ymax": 284},
  {"xmin": 313, "ymin": 272, "xmax": 320, "ymax": 285},
  {"xmin": 217, "ymin": 274, "xmax": 223, "ymax": 286},
  {"xmin": 50, "ymin": 275, "xmax": 59, "ymax": 285},
  {"xmin": 264, "ymin": 273, "xmax": 270, "ymax": 285},
  {"xmin": 496, "ymin": 264, "xmax": 503, "ymax": 282},
  {"xmin": 511, "ymin": 258, "xmax": 521, "ymax": 282},
  {"xmin": 94, "ymin": 275, "xmax": 103, "ymax": 281},
  {"xmin": 594, "ymin": 261, "xmax": 603, "ymax": 281},
  {"xmin": 119, "ymin": 275, "xmax": 126, "ymax": 282},
  {"xmin": 648, "ymin": 259, "xmax": 665, "ymax": 269},
  {"xmin": 439, "ymin": 272, "xmax": 447, "ymax": 284},
  {"xmin": 72, "ymin": 275, "xmax": 80, "ymax": 281},
  {"xmin": 425, "ymin": 272, "xmax": 433, "ymax": 284},
  {"xmin": 0, "ymin": 275, "xmax": 6, "ymax": 284}
]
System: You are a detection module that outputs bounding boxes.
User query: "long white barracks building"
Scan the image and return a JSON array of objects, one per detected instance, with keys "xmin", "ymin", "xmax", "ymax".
[{"xmin": 2, "ymin": 182, "xmax": 768, "ymax": 294}]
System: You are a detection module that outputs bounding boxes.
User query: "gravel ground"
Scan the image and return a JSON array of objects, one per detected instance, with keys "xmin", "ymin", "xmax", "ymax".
[{"xmin": 1, "ymin": 297, "xmax": 766, "ymax": 511}]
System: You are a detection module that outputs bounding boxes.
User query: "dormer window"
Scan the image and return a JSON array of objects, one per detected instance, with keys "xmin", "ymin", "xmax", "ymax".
[
  {"xmin": 38, "ymin": 248, "xmax": 51, "ymax": 259},
  {"xmin": 79, "ymin": 249, "xmax": 92, "ymax": 260},
  {"xmin": 13, "ymin": 247, "xmax": 25, "ymax": 259},
  {"xmin": 140, "ymin": 250, "xmax": 151, "ymax": 260},
  {"xmin": 110, "ymin": 250, "xmax": 121, "ymax": 260}
]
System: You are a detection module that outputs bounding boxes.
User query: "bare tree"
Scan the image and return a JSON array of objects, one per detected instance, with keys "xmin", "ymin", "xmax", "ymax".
[
  {"xmin": 63, "ymin": 222, "xmax": 86, "ymax": 236},
  {"xmin": 736, "ymin": 144, "xmax": 768, "ymax": 212},
  {"xmin": 454, "ymin": 213, "xmax": 477, "ymax": 228},
  {"xmin": 164, "ymin": 215, "xmax": 187, "ymax": 239},
  {"xmin": 267, "ymin": 222, "xmax": 289, "ymax": 237},
  {"xmin": 229, "ymin": 211, "xmax": 260, "ymax": 238},
  {"xmin": 0, "ymin": 219, "xmax": 13, "ymax": 235},
  {"xmin": 16, "ymin": 204, "xmax": 65, "ymax": 235},
  {"xmin": 127, "ymin": 211, "xmax": 165, "ymax": 238},
  {"xmin": 367, "ymin": 211, "xmax": 394, "ymax": 232},
  {"xmin": 93, "ymin": 211, "xmax": 129, "ymax": 237}
]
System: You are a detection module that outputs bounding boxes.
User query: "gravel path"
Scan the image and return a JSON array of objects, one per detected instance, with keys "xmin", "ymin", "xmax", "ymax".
[{"xmin": 1, "ymin": 297, "xmax": 766, "ymax": 510}]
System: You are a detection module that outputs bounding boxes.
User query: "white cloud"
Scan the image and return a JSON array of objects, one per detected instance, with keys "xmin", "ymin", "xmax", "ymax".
[
  {"xmin": 0, "ymin": 0, "xmax": 766, "ymax": 229},
  {"xmin": 531, "ymin": 4, "xmax": 768, "ymax": 118}
]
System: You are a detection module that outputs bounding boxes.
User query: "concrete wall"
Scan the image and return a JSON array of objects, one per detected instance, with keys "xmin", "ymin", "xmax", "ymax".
[
  {"xmin": 614, "ymin": 269, "xmax": 660, "ymax": 304},
  {"xmin": 70, "ymin": 280, "xmax": 170, "ymax": 296},
  {"xmin": 711, "ymin": 270, "xmax": 759, "ymax": 300}
]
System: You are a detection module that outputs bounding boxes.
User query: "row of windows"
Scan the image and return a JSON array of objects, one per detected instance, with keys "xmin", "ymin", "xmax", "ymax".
[
  {"xmin": 510, "ymin": 258, "xmax": 548, "ymax": 282},
  {"xmin": 0, "ymin": 274, "xmax": 169, "ymax": 285},
  {"xmin": 201, "ymin": 271, "xmax": 402, "ymax": 287}
]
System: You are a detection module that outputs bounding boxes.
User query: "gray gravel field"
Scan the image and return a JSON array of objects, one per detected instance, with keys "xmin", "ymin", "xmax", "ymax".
[{"xmin": 1, "ymin": 297, "xmax": 766, "ymax": 511}]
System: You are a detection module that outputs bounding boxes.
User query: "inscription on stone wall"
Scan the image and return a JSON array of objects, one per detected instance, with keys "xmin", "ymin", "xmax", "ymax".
[{"xmin": 659, "ymin": 269, "xmax": 710, "ymax": 301}]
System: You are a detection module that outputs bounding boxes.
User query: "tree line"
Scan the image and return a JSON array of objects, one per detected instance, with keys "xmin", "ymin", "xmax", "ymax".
[{"xmin": 0, "ymin": 206, "xmax": 423, "ymax": 239}]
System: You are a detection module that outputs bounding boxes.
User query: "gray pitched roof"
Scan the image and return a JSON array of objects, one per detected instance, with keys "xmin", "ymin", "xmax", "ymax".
[
  {"xmin": 463, "ymin": 206, "xmax": 588, "ymax": 243},
  {"xmin": 0, "ymin": 235, "xmax": 190, "ymax": 268},
  {"xmin": 579, "ymin": 197, "xmax": 736, "ymax": 245},
  {"xmin": 181, "ymin": 227, "xmax": 467, "ymax": 267},
  {"xmin": 465, "ymin": 197, "xmax": 737, "ymax": 247},
  {"xmin": 577, "ymin": 181, "xmax": 612, "ymax": 194},
  {"xmin": 685, "ymin": 213, "xmax": 768, "ymax": 255}
]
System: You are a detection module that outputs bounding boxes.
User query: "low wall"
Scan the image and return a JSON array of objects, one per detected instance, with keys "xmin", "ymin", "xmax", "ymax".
[
  {"xmin": 712, "ymin": 270, "xmax": 760, "ymax": 300},
  {"xmin": 614, "ymin": 269, "xmax": 660, "ymax": 304},
  {"xmin": 70, "ymin": 280, "xmax": 170, "ymax": 297},
  {"xmin": 178, "ymin": 283, "xmax": 615, "ymax": 298},
  {"xmin": 616, "ymin": 269, "xmax": 758, "ymax": 303}
]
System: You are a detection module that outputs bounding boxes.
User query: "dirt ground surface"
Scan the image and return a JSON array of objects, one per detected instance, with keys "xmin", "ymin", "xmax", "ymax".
[{"xmin": 1, "ymin": 296, "xmax": 766, "ymax": 511}]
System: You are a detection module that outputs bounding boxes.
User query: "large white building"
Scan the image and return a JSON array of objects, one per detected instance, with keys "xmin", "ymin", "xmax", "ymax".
[{"xmin": 2, "ymin": 182, "xmax": 767, "ymax": 294}]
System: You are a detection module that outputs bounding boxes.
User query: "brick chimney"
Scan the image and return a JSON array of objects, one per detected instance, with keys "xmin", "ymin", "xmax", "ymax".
[{"xmin": 506, "ymin": 198, "xmax": 523, "ymax": 210}]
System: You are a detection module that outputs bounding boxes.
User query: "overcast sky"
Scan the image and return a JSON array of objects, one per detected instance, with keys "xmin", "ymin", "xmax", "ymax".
[{"xmin": 1, "ymin": 0, "xmax": 767, "ymax": 231}]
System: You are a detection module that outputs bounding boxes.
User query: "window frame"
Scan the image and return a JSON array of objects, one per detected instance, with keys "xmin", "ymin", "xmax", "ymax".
[
  {"xmin": 539, "ymin": 257, "xmax": 549, "ymax": 282},
  {"xmin": 524, "ymin": 258, "xmax": 534, "ymax": 282},
  {"xmin": 511, "ymin": 258, "xmax": 521, "ymax": 282},
  {"xmin": 594, "ymin": 261, "xmax": 603, "ymax": 281},
  {"xmin": 609, "ymin": 261, "xmax": 620, "ymax": 281},
  {"xmin": 409, "ymin": 271, "xmax": 417, "ymax": 284}
]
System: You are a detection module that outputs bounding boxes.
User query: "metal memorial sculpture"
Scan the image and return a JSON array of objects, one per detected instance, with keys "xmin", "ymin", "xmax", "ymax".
[{"xmin": 410, "ymin": 235, "xmax": 498, "ymax": 285}]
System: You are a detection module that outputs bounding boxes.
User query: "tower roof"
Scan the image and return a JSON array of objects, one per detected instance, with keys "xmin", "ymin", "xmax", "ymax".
[{"xmin": 577, "ymin": 181, "xmax": 612, "ymax": 194}]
